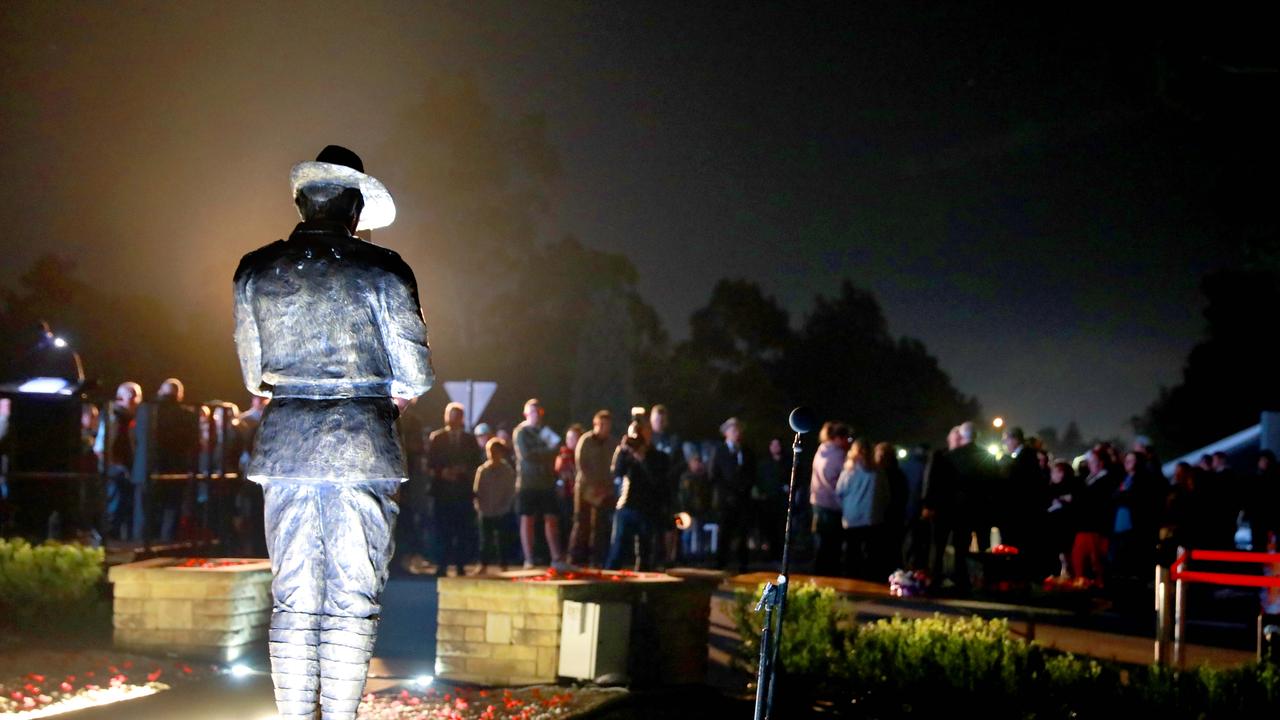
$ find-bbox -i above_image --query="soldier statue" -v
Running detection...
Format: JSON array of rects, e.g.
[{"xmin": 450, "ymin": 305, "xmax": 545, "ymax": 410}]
[{"xmin": 233, "ymin": 145, "xmax": 432, "ymax": 720}]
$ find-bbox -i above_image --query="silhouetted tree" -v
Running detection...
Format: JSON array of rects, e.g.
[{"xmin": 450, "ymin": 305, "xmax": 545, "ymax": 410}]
[
  {"xmin": 1136, "ymin": 267, "xmax": 1280, "ymax": 456},
  {"xmin": 639, "ymin": 279, "xmax": 793, "ymax": 440},
  {"xmin": 790, "ymin": 280, "xmax": 979, "ymax": 444}
]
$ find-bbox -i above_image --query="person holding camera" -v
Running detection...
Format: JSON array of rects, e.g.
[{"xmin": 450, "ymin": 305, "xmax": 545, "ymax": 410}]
[{"xmin": 605, "ymin": 410, "xmax": 669, "ymax": 571}]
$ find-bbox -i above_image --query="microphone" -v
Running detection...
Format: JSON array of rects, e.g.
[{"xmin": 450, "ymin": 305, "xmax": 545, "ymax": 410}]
[{"xmin": 788, "ymin": 406, "xmax": 816, "ymax": 434}]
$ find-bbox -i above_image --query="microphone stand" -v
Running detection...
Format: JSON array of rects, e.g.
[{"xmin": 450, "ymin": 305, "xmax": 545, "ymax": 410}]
[{"xmin": 753, "ymin": 428, "xmax": 804, "ymax": 720}]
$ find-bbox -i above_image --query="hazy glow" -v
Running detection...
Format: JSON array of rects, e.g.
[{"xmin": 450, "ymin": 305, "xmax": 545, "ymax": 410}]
[
  {"xmin": 987, "ymin": 444, "xmax": 1000, "ymax": 457},
  {"xmin": 896, "ymin": 448, "xmax": 907, "ymax": 460},
  {"xmin": 414, "ymin": 675, "xmax": 434, "ymax": 688},
  {"xmin": 229, "ymin": 663, "xmax": 255, "ymax": 678},
  {"xmin": 992, "ymin": 417, "xmax": 1004, "ymax": 429}
]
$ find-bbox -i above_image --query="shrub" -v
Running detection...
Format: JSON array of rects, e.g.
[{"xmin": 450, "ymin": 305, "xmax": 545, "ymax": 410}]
[
  {"xmin": 729, "ymin": 580, "xmax": 853, "ymax": 678},
  {"xmin": 0, "ymin": 538, "xmax": 105, "ymax": 623},
  {"xmin": 731, "ymin": 582, "xmax": 1280, "ymax": 717}
]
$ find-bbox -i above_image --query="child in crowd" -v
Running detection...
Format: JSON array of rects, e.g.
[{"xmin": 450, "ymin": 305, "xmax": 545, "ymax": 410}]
[{"xmin": 474, "ymin": 438, "xmax": 517, "ymax": 572}]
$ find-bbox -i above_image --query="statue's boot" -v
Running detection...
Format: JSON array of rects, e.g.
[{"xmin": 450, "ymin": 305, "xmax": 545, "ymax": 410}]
[
  {"xmin": 318, "ymin": 615, "xmax": 378, "ymax": 720},
  {"xmin": 269, "ymin": 610, "xmax": 321, "ymax": 719}
]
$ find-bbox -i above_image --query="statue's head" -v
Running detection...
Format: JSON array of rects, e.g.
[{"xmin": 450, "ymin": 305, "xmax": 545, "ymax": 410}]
[
  {"xmin": 295, "ymin": 183, "xmax": 365, "ymax": 233},
  {"xmin": 290, "ymin": 145, "xmax": 395, "ymax": 233}
]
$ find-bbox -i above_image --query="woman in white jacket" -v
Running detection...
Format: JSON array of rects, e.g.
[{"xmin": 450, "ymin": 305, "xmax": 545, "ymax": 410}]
[{"xmin": 836, "ymin": 439, "xmax": 888, "ymax": 579}]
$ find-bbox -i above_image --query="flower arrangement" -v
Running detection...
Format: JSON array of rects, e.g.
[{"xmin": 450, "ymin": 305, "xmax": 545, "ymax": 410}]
[
  {"xmin": 354, "ymin": 685, "xmax": 621, "ymax": 719},
  {"xmin": 172, "ymin": 558, "xmax": 260, "ymax": 569},
  {"xmin": 509, "ymin": 567, "xmax": 664, "ymax": 583},
  {"xmin": 888, "ymin": 569, "xmax": 930, "ymax": 597}
]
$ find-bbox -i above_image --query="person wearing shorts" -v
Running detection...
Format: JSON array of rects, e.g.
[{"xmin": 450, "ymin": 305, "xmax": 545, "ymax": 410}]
[{"xmin": 513, "ymin": 398, "xmax": 565, "ymax": 568}]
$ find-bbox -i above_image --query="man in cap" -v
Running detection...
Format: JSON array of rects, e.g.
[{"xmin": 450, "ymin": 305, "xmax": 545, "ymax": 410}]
[
  {"xmin": 710, "ymin": 417, "xmax": 755, "ymax": 573},
  {"xmin": 233, "ymin": 145, "xmax": 432, "ymax": 720}
]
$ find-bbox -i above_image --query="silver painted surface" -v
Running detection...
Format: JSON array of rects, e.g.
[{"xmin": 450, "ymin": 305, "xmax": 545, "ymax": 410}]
[
  {"xmin": 234, "ymin": 217, "xmax": 430, "ymax": 719},
  {"xmin": 233, "ymin": 220, "xmax": 433, "ymax": 482}
]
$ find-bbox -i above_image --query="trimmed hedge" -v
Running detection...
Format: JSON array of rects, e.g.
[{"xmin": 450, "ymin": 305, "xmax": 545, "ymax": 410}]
[
  {"xmin": 0, "ymin": 538, "xmax": 105, "ymax": 626},
  {"xmin": 731, "ymin": 582, "xmax": 1280, "ymax": 718}
]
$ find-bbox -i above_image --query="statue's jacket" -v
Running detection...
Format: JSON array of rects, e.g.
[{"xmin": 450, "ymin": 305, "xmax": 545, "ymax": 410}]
[{"xmin": 233, "ymin": 220, "xmax": 433, "ymax": 483}]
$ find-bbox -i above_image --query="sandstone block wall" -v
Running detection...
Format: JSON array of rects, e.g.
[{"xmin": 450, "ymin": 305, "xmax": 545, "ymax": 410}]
[
  {"xmin": 108, "ymin": 558, "xmax": 272, "ymax": 662},
  {"xmin": 436, "ymin": 571, "xmax": 719, "ymax": 687}
]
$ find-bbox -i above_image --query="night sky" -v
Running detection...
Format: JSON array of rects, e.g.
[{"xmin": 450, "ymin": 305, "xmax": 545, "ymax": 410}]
[{"xmin": 1, "ymin": 2, "xmax": 1273, "ymax": 441}]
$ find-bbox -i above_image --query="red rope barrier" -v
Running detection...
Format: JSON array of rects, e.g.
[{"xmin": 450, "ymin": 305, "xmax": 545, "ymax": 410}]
[
  {"xmin": 1188, "ymin": 549, "xmax": 1280, "ymax": 564},
  {"xmin": 1171, "ymin": 570, "xmax": 1280, "ymax": 589}
]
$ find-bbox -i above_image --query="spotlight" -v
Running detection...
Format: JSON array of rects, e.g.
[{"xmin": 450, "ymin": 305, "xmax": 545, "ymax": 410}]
[
  {"xmin": 414, "ymin": 674, "xmax": 434, "ymax": 688},
  {"xmin": 230, "ymin": 663, "xmax": 255, "ymax": 678},
  {"xmin": 992, "ymin": 417, "xmax": 1004, "ymax": 429},
  {"xmin": 896, "ymin": 448, "xmax": 907, "ymax": 460},
  {"xmin": 53, "ymin": 337, "xmax": 68, "ymax": 348}
]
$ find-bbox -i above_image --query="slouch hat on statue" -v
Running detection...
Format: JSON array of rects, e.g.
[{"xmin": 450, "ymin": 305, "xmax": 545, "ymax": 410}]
[{"xmin": 290, "ymin": 144, "xmax": 396, "ymax": 231}]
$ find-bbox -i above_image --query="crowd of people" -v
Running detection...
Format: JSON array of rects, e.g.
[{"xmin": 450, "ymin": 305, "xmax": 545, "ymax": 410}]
[
  {"xmin": 1, "ymin": 376, "xmax": 271, "ymax": 553},
  {"xmin": 397, "ymin": 399, "xmax": 790, "ymax": 576},
  {"xmin": 10, "ymin": 376, "xmax": 1279, "ymax": 598},
  {"xmin": 811, "ymin": 419, "xmax": 1280, "ymax": 595}
]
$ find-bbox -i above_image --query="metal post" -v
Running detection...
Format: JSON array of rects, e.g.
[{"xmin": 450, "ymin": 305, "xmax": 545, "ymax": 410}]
[
  {"xmin": 1173, "ymin": 547, "xmax": 1187, "ymax": 668},
  {"xmin": 1155, "ymin": 565, "xmax": 1173, "ymax": 666},
  {"xmin": 466, "ymin": 379, "xmax": 474, "ymax": 432},
  {"xmin": 1259, "ymin": 613, "xmax": 1266, "ymax": 664},
  {"xmin": 761, "ymin": 431, "xmax": 804, "ymax": 719},
  {"xmin": 752, "ymin": 582, "xmax": 777, "ymax": 720}
]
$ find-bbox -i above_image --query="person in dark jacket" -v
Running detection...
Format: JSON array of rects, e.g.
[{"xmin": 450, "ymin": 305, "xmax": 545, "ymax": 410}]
[
  {"xmin": 1071, "ymin": 450, "xmax": 1116, "ymax": 583},
  {"xmin": 753, "ymin": 437, "xmax": 789, "ymax": 560},
  {"xmin": 150, "ymin": 378, "xmax": 200, "ymax": 542},
  {"xmin": 999, "ymin": 427, "xmax": 1044, "ymax": 563},
  {"xmin": 1159, "ymin": 462, "xmax": 1202, "ymax": 564},
  {"xmin": 233, "ymin": 145, "xmax": 432, "ymax": 720},
  {"xmin": 946, "ymin": 422, "xmax": 997, "ymax": 591},
  {"xmin": 606, "ymin": 415, "xmax": 669, "ymax": 570},
  {"xmin": 96, "ymin": 381, "xmax": 142, "ymax": 541},
  {"xmin": 649, "ymin": 404, "xmax": 684, "ymax": 565},
  {"xmin": 428, "ymin": 402, "xmax": 483, "ymax": 577},
  {"xmin": 873, "ymin": 442, "xmax": 908, "ymax": 578},
  {"xmin": 1109, "ymin": 451, "xmax": 1162, "ymax": 586},
  {"xmin": 1247, "ymin": 451, "xmax": 1280, "ymax": 553},
  {"xmin": 677, "ymin": 445, "xmax": 713, "ymax": 560},
  {"xmin": 920, "ymin": 428, "xmax": 961, "ymax": 583},
  {"xmin": 710, "ymin": 417, "xmax": 756, "ymax": 573},
  {"xmin": 1043, "ymin": 459, "xmax": 1079, "ymax": 578}
]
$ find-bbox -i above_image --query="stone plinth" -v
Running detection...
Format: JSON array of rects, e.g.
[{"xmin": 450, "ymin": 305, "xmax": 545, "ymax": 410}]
[
  {"xmin": 436, "ymin": 569, "xmax": 720, "ymax": 687},
  {"xmin": 108, "ymin": 558, "xmax": 272, "ymax": 662}
]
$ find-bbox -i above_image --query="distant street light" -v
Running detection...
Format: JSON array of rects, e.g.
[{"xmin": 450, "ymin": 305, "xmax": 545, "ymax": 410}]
[{"xmin": 992, "ymin": 417, "xmax": 1005, "ymax": 429}]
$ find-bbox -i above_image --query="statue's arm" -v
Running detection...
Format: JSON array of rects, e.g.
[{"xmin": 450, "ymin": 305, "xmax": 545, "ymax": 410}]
[
  {"xmin": 232, "ymin": 270, "xmax": 270, "ymax": 398},
  {"xmin": 377, "ymin": 261, "xmax": 434, "ymax": 401}
]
